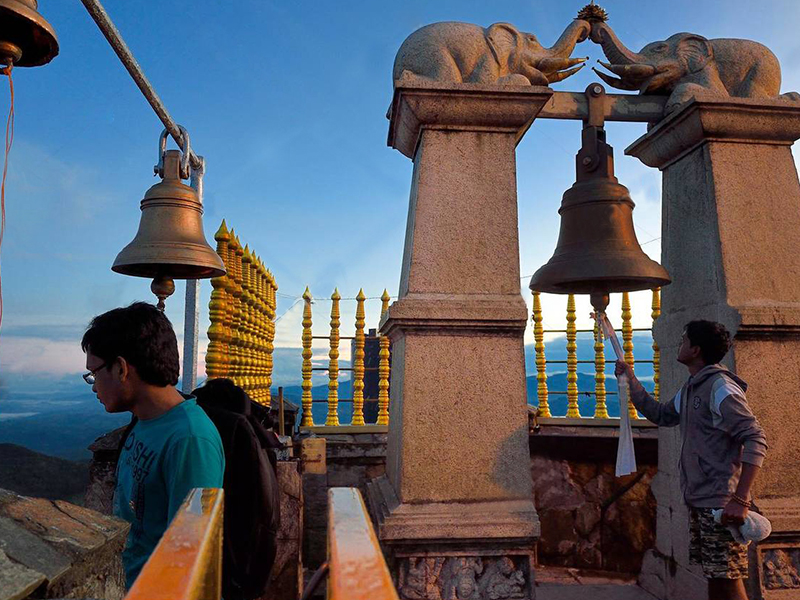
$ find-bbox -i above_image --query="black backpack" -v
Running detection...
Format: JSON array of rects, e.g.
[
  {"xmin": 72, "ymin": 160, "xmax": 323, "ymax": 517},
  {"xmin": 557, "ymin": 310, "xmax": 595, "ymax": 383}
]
[{"xmin": 193, "ymin": 380, "xmax": 283, "ymax": 600}]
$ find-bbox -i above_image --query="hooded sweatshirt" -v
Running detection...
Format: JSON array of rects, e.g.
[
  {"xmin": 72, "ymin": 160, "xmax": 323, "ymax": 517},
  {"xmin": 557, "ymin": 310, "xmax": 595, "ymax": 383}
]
[{"xmin": 629, "ymin": 364, "xmax": 767, "ymax": 508}]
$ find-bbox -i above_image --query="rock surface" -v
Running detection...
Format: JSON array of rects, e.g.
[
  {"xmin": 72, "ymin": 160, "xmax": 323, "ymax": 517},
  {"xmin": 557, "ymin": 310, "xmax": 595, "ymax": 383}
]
[{"xmin": 0, "ymin": 488, "xmax": 128, "ymax": 600}]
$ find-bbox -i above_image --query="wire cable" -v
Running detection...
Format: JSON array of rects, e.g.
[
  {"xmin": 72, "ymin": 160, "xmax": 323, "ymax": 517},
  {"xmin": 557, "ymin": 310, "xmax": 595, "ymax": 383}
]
[{"xmin": 0, "ymin": 62, "xmax": 15, "ymax": 335}]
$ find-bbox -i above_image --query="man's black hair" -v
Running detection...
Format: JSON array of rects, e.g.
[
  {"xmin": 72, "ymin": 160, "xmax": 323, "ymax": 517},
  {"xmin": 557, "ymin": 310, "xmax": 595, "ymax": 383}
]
[
  {"xmin": 81, "ymin": 302, "xmax": 180, "ymax": 387},
  {"xmin": 684, "ymin": 320, "xmax": 731, "ymax": 365}
]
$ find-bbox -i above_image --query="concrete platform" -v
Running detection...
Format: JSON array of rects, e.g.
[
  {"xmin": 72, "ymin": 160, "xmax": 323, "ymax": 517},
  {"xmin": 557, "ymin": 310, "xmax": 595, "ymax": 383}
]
[{"xmin": 535, "ymin": 567, "xmax": 657, "ymax": 600}]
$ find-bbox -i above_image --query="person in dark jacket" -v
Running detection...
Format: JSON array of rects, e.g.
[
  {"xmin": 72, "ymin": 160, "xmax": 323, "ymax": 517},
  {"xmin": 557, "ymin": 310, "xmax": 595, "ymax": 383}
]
[
  {"xmin": 616, "ymin": 320, "xmax": 766, "ymax": 600},
  {"xmin": 192, "ymin": 378, "xmax": 282, "ymax": 600}
]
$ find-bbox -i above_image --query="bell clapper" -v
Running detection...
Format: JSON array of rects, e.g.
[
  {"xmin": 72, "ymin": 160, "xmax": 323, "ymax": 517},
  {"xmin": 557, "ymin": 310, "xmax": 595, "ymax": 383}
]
[
  {"xmin": 151, "ymin": 276, "xmax": 175, "ymax": 311},
  {"xmin": 0, "ymin": 42, "xmax": 22, "ymax": 68}
]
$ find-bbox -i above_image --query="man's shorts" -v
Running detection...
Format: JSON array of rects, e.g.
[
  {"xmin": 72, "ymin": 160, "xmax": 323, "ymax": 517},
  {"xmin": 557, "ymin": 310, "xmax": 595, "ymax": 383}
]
[{"xmin": 689, "ymin": 507, "xmax": 749, "ymax": 579}]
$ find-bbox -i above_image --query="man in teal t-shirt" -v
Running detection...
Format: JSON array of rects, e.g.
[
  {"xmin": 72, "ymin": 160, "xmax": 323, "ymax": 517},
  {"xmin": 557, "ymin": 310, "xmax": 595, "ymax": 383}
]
[{"xmin": 82, "ymin": 302, "xmax": 224, "ymax": 589}]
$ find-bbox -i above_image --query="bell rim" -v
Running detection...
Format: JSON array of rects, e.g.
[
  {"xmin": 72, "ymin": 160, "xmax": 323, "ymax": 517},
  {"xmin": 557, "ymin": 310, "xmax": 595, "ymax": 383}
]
[
  {"xmin": 0, "ymin": 0, "xmax": 58, "ymax": 67},
  {"xmin": 111, "ymin": 262, "xmax": 226, "ymax": 280}
]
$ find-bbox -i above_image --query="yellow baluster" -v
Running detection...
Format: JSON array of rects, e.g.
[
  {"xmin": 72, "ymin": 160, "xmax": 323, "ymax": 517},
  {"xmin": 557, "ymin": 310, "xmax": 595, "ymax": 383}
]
[
  {"xmin": 266, "ymin": 267, "xmax": 276, "ymax": 405},
  {"xmin": 377, "ymin": 289, "xmax": 391, "ymax": 426},
  {"xmin": 227, "ymin": 232, "xmax": 241, "ymax": 386},
  {"xmin": 351, "ymin": 289, "xmax": 366, "ymax": 426},
  {"xmin": 622, "ymin": 291, "xmax": 637, "ymax": 419},
  {"xmin": 652, "ymin": 288, "xmax": 661, "ymax": 402},
  {"xmin": 234, "ymin": 235, "xmax": 245, "ymax": 388},
  {"xmin": 252, "ymin": 254, "xmax": 264, "ymax": 403},
  {"xmin": 242, "ymin": 245, "xmax": 254, "ymax": 396},
  {"xmin": 566, "ymin": 294, "xmax": 580, "ymax": 417},
  {"xmin": 326, "ymin": 289, "xmax": 341, "ymax": 426},
  {"xmin": 593, "ymin": 317, "xmax": 609, "ymax": 418},
  {"xmin": 301, "ymin": 288, "xmax": 314, "ymax": 426},
  {"xmin": 532, "ymin": 291, "xmax": 550, "ymax": 418},
  {"xmin": 206, "ymin": 220, "xmax": 229, "ymax": 380}
]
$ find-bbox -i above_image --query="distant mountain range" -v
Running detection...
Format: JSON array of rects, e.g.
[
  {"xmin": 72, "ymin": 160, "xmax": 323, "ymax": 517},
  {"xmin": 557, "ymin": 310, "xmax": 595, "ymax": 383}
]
[
  {"xmin": 0, "ymin": 443, "xmax": 88, "ymax": 504},
  {"xmin": 0, "ymin": 333, "xmax": 659, "ymax": 459}
]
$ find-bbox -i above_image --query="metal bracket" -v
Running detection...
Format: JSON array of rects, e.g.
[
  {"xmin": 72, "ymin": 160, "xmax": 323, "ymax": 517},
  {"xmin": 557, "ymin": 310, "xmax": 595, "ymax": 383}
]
[{"xmin": 538, "ymin": 90, "xmax": 666, "ymax": 123}]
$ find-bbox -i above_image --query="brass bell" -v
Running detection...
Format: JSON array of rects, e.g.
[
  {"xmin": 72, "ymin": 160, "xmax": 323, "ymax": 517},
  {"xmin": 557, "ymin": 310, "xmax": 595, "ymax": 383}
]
[
  {"xmin": 0, "ymin": 0, "xmax": 58, "ymax": 66},
  {"xmin": 113, "ymin": 149, "xmax": 225, "ymax": 308},
  {"xmin": 529, "ymin": 124, "xmax": 670, "ymax": 312}
]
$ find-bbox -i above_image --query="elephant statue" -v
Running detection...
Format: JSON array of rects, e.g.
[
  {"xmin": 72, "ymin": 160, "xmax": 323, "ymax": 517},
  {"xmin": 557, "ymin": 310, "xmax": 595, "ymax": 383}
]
[
  {"xmin": 393, "ymin": 19, "xmax": 591, "ymax": 86},
  {"xmin": 590, "ymin": 21, "xmax": 800, "ymax": 113}
]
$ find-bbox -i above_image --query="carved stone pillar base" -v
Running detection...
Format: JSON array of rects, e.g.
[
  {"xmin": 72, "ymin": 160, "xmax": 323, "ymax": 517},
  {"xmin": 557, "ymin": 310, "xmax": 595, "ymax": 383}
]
[{"xmin": 628, "ymin": 97, "xmax": 800, "ymax": 600}]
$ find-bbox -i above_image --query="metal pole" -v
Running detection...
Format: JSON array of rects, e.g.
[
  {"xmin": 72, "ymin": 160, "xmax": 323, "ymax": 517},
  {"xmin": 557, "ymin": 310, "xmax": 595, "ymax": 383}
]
[
  {"xmin": 278, "ymin": 387, "xmax": 285, "ymax": 436},
  {"xmin": 182, "ymin": 157, "xmax": 205, "ymax": 393},
  {"xmin": 79, "ymin": 0, "xmax": 208, "ymax": 391},
  {"xmin": 78, "ymin": 0, "xmax": 201, "ymax": 170}
]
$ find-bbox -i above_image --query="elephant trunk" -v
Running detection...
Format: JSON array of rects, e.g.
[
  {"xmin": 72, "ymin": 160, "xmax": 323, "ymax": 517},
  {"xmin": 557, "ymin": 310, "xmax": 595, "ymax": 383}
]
[
  {"xmin": 591, "ymin": 22, "xmax": 646, "ymax": 66},
  {"xmin": 546, "ymin": 19, "xmax": 591, "ymax": 57}
]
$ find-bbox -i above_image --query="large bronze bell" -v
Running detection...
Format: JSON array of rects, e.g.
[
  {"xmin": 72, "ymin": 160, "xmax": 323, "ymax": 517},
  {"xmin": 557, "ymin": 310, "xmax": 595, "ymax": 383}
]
[
  {"xmin": 113, "ymin": 149, "xmax": 225, "ymax": 307},
  {"xmin": 0, "ymin": 0, "xmax": 58, "ymax": 66},
  {"xmin": 529, "ymin": 123, "xmax": 670, "ymax": 311}
]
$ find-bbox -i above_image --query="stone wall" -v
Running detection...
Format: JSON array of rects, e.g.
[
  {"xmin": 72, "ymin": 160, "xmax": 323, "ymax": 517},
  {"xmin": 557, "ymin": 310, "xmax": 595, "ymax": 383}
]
[
  {"xmin": 529, "ymin": 426, "xmax": 658, "ymax": 574},
  {"xmin": 0, "ymin": 488, "xmax": 129, "ymax": 600},
  {"xmin": 302, "ymin": 432, "xmax": 388, "ymax": 569},
  {"xmin": 300, "ymin": 427, "xmax": 658, "ymax": 575}
]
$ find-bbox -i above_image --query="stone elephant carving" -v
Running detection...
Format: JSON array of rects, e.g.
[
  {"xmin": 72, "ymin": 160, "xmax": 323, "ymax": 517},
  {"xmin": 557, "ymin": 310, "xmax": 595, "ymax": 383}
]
[
  {"xmin": 590, "ymin": 21, "xmax": 800, "ymax": 113},
  {"xmin": 393, "ymin": 20, "xmax": 591, "ymax": 86}
]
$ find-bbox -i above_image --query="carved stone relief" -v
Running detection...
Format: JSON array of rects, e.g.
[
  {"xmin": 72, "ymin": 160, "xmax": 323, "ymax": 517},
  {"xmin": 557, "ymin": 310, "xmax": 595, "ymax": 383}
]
[
  {"xmin": 762, "ymin": 548, "xmax": 800, "ymax": 590},
  {"xmin": 397, "ymin": 556, "xmax": 529, "ymax": 600}
]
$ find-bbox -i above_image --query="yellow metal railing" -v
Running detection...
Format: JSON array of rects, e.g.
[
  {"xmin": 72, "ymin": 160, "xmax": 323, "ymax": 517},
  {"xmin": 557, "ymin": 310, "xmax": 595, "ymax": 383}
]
[
  {"xmin": 531, "ymin": 288, "xmax": 661, "ymax": 419},
  {"xmin": 300, "ymin": 288, "xmax": 392, "ymax": 428},
  {"xmin": 205, "ymin": 220, "xmax": 276, "ymax": 404},
  {"xmin": 124, "ymin": 488, "xmax": 224, "ymax": 600},
  {"xmin": 327, "ymin": 488, "xmax": 400, "ymax": 600}
]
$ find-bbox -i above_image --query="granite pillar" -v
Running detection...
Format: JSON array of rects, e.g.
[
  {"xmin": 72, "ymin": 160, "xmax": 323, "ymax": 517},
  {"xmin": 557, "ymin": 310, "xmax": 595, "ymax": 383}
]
[
  {"xmin": 627, "ymin": 98, "xmax": 800, "ymax": 600},
  {"xmin": 367, "ymin": 82, "xmax": 550, "ymax": 600}
]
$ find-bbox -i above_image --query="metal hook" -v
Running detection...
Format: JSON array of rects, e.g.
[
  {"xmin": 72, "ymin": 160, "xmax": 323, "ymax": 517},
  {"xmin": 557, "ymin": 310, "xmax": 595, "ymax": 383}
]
[
  {"xmin": 178, "ymin": 126, "xmax": 191, "ymax": 180},
  {"xmin": 154, "ymin": 125, "xmax": 191, "ymax": 179}
]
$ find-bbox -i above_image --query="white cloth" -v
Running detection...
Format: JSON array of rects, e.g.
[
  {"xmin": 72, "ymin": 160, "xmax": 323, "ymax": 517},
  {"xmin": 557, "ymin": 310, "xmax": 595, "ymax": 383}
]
[
  {"xmin": 712, "ymin": 508, "xmax": 772, "ymax": 544},
  {"xmin": 600, "ymin": 315, "xmax": 637, "ymax": 477}
]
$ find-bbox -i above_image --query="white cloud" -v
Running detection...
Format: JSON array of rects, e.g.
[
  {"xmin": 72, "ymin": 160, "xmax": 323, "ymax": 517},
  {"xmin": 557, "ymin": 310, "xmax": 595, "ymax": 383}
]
[{"xmin": 0, "ymin": 336, "xmax": 87, "ymax": 375}]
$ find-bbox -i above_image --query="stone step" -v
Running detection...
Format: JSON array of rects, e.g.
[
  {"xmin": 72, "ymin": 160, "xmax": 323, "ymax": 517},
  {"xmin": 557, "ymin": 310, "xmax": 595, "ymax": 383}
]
[{"xmin": 536, "ymin": 583, "xmax": 657, "ymax": 600}]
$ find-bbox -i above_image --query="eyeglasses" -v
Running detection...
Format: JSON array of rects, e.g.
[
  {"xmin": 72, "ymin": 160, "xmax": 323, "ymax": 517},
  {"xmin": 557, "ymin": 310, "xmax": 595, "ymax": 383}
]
[{"xmin": 83, "ymin": 362, "xmax": 107, "ymax": 385}]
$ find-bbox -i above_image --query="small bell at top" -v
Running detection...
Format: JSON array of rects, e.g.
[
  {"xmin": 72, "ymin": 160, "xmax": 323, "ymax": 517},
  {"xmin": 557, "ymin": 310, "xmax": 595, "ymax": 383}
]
[
  {"xmin": 112, "ymin": 149, "xmax": 225, "ymax": 309},
  {"xmin": 0, "ymin": 0, "xmax": 58, "ymax": 67},
  {"xmin": 529, "ymin": 122, "xmax": 670, "ymax": 312}
]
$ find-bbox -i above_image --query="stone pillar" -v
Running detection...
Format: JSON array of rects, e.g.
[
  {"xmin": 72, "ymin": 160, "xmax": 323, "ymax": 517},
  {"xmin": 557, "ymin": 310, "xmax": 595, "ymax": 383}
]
[
  {"xmin": 367, "ymin": 82, "xmax": 551, "ymax": 600},
  {"xmin": 627, "ymin": 98, "xmax": 800, "ymax": 600}
]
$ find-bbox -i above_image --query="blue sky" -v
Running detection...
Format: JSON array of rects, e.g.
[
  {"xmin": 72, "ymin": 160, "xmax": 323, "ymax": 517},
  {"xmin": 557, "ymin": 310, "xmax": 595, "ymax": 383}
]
[{"xmin": 2, "ymin": 0, "xmax": 800, "ymax": 386}]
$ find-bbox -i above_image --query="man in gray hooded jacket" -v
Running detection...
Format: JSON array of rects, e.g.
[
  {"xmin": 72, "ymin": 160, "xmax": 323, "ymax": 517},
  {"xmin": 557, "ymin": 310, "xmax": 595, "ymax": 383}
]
[{"xmin": 616, "ymin": 320, "xmax": 766, "ymax": 600}]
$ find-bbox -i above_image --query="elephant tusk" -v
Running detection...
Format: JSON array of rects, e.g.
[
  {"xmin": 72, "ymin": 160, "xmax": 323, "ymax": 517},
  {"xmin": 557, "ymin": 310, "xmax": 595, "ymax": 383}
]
[
  {"xmin": 592, "ymin": 67, "xmax": 640, "ymax": 91},
  {"xmin": 598, "ymin": 60, "xmax": 656, "ymax": 80},
  {"xmin": 547, "ymin": 64, "xmax": 585, "ymax": 83},
  {"xmin": 538, "ymin": 56, "xmax": 588, "ymax": 73}
]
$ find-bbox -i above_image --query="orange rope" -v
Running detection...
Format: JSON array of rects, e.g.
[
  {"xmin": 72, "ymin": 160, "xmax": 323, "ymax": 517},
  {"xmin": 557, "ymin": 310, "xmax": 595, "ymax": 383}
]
[{"xmin": 0, "ymin": 62, "xmax": 14, "ymax": 334}]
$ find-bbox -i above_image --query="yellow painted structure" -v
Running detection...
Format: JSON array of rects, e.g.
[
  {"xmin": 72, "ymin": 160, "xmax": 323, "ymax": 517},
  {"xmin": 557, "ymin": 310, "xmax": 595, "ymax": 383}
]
[
  {"xmin": 327, "ymin": 488, "xmax": 400, "ymax": 600},
  {"xmin": 652, "ymin": 288, "xmax": 661, "ymax": 401},
  {"xmin": 351, "ymin": 289, "xmax": 367, "ymax": 426},
  {"xmin": 326, "ymin": 289, "xmax": 342, "ymax": 426},
  {"xmin": 621, "ymin": 292, "xmax": 638, "ymax": 419},
  {"xmin": 301, "ymin": 288, "xmax": 314, "ymax": 426},
  {"xmin": 125, "ymin": 488, "xmax": 224, "ymax": 600},
  {"xmin": 377, "ymin": 289, "xmax": 391, "ymax": 426},
  {"xmin": 531, "ymin": 289, "xmax": 660, "ymax": 421},
  {"xmin": 593, "ymin": 318, "xmax": 609, "ymax": 418},
  {"xmin": 298, "ymin": 287, "xmax": 392, "ymax": 428},
  {"xmin": 532, "ymin": 292, "xmax": 550, "ymax": 417},
  {"xmin": 205, "ymin": 221, "xmax": 276, "ymax": 403},
  {"xmin": 565, "ymin": 294, "xmax": 580, "ymax": 417}
]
